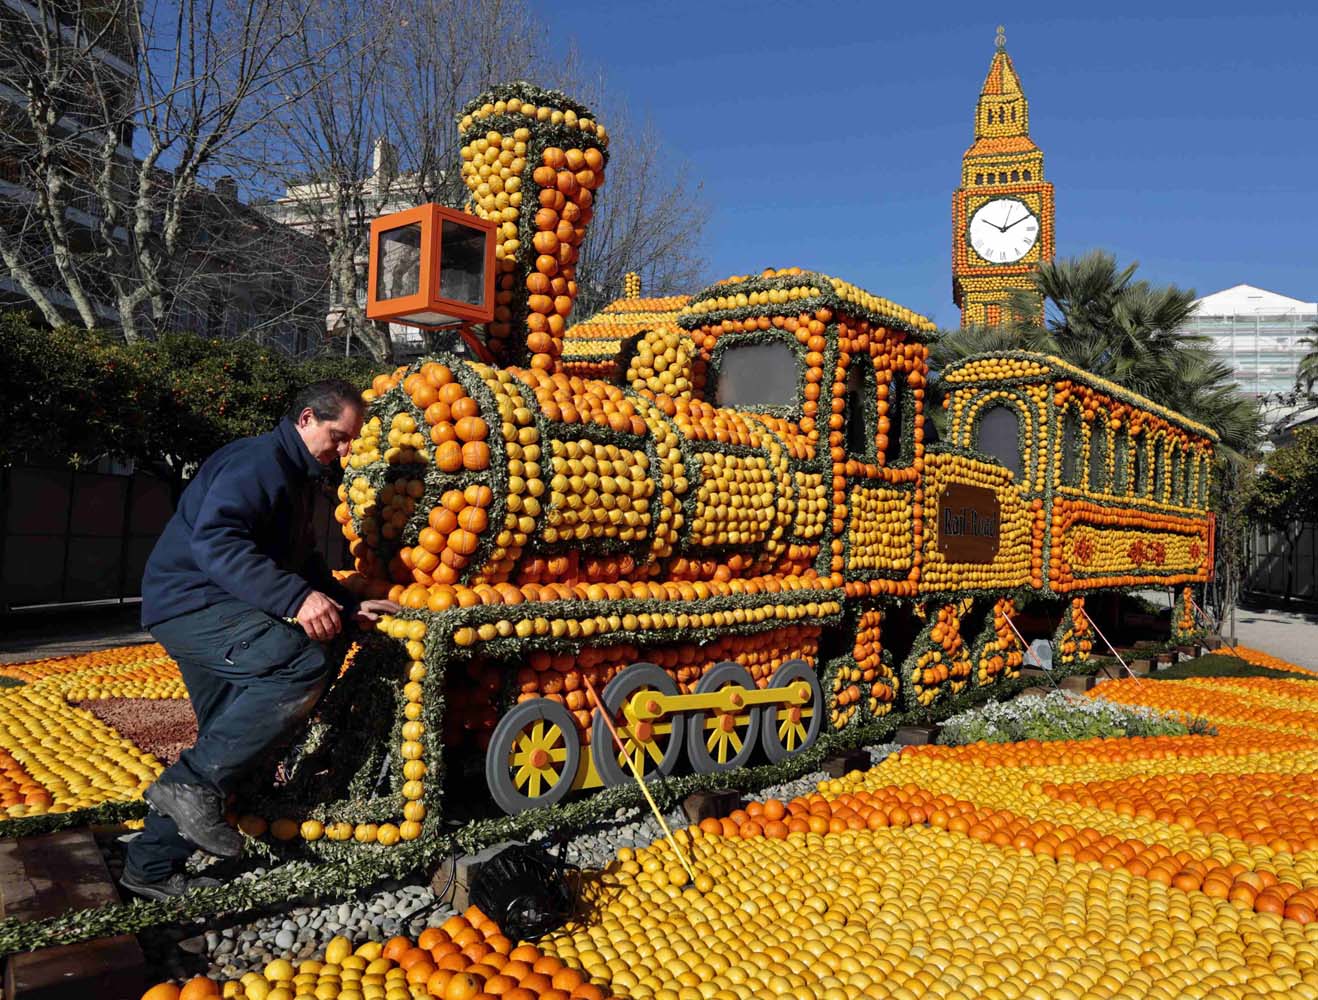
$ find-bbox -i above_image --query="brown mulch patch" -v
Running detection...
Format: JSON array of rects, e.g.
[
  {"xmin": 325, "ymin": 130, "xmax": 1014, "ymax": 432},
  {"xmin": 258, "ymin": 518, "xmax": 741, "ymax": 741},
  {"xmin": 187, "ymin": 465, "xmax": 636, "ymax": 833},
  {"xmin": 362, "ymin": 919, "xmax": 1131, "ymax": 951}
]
[{"xmin": 75, "ymin": 698, "xmax": 197, "ymax": 765}]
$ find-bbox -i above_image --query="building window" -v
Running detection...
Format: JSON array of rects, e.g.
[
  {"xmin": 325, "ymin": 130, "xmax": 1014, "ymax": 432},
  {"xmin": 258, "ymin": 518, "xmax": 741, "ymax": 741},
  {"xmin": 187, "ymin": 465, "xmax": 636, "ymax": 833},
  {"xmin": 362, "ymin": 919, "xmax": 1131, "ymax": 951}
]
[
  {"xmin": 975, "ymin": 172, "xmax": 983, "ymax": 185},
  {"xmin": 986, "ymin": 173, "xmax": 994, "ymax": 185},
  {"xmin": 1022, "ymin": 169, "xmax": 1032, "ymax": 181},
  {"xmin": 1010, "ymin": 170, "xmax": 1019, "ymax": 182},
  {"xmin": 999, "ymin": 172, "xmax": 1008, "ymax": 184},
  {"xmin": 1011, "ymin": 106, "xmax": 1017, "ymax": 121}
]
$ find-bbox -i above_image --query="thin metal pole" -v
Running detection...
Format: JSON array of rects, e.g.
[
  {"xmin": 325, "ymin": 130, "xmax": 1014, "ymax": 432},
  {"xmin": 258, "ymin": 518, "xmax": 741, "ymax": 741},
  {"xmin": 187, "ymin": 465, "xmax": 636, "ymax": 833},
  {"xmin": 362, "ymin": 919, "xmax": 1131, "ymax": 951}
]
[
  {"xmin": 1001, "ymin": 613, "xmax": 1061, "ymax": 691},
  {"xmin": 580, "ymin": 673, "xmax": 699, "ymax": 885},
  {"xmin": 1084, "ymin": 613, "xmax": 1143, "ymax": 687}
]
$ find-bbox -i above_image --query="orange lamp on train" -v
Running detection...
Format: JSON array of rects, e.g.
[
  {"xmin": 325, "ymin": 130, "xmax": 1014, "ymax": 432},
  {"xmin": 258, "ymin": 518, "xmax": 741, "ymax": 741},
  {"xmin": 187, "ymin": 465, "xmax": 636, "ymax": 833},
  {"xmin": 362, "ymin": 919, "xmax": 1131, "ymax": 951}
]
[{"xmin": 366, "ymin": 204, "xmax": 496, "ymax": 327}]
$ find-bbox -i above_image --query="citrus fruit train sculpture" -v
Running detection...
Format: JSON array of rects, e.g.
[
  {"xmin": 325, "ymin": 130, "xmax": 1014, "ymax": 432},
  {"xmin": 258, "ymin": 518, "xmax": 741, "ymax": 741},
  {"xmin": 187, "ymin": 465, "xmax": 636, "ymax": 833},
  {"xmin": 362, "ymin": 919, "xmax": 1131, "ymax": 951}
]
[{"xmin": 242, "ymin": 83, "xmax": 1216, "ymax": 849}]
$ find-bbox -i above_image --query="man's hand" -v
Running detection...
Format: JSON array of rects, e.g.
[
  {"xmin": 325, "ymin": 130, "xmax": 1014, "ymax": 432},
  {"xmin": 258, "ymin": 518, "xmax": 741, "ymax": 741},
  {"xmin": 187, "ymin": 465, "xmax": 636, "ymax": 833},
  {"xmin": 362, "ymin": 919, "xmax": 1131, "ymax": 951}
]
[
  {"xmin": 353, "ymin": 598, "xmax": 402, "ymax": 627},
  {"xmin": 296, "ymin": 590, "xmax": 343, "ymax": 642}
]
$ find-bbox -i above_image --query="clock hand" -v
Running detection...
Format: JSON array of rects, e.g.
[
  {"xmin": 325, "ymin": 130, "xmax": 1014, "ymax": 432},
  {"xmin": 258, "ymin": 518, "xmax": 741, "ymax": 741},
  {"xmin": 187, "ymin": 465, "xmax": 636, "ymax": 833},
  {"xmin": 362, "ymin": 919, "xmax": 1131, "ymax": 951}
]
[
  {"xmin": 997, "ymin": 204, "xmax": 1015, "ymax": 232},
  {"xmin": 1002, "ymin": 213, "xmax": 1033, "ymax": 231}
]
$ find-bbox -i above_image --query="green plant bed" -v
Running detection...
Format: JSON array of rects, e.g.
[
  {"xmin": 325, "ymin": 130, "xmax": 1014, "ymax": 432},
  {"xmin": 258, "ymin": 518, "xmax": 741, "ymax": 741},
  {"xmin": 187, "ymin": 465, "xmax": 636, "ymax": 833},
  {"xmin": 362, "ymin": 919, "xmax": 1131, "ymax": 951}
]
[
  {"xmin": 1148, "ymin": 652, "xmax": 1317, "ymax": 682},
  {"xmin": 937, "ymin": 689, "xmax": 1214, "ymax": 746}
]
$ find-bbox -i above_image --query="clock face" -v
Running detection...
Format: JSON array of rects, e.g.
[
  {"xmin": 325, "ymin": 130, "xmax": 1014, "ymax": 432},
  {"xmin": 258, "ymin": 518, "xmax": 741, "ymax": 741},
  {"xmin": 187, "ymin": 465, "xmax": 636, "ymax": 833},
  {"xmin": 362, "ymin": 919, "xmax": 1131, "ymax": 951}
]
[{"xmin": 968, "ymin": 198, "xmax": 1039, "ymax": 263}]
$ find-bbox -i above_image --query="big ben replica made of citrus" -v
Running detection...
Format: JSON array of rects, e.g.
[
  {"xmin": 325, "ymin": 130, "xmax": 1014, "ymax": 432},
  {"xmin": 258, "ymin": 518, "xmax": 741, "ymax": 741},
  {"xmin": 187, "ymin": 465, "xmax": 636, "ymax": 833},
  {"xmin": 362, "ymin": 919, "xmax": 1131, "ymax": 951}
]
[{"xmin": 952, "ymin": 27, "xmax": 1055, "ymax": 327}]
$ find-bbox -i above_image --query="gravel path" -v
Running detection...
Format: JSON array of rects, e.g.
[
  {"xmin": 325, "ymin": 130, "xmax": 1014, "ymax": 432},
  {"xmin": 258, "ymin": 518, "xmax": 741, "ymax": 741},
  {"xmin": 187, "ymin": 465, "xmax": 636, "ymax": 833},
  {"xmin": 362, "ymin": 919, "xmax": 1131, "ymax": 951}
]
[{"xmin": 127, "ymin": 742, "xmax": 903, "ymax": 983}]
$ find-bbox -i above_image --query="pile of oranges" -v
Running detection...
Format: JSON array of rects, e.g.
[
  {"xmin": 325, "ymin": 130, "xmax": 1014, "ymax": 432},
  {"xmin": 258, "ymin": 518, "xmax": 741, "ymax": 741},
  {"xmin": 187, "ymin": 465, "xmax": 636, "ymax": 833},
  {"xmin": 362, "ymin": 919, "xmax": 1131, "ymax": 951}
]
[{"xmin": 141, "ymin": 907, "xmax": 620, "ymax": 1000}]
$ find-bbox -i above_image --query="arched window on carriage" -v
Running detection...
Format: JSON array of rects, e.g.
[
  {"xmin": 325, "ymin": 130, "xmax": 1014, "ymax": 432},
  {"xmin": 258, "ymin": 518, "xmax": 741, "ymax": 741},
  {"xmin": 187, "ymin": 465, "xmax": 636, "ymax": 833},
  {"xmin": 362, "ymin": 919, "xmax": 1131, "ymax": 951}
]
[
  {"xmin": 1112, "ymin": 427, "xmax": 1130, "ymax": 494},
  {"xmin": 1087, "ymin": 418, "xmax": 1110, "ymax": 493},
  {"xmin": 845, "ymin": 359, "xmax": 877, "ymax": 461},
  {"xmin": 1153, "ymin": 435, "xmax": 1168, "ymax": 502},
  {"xmin": 1198, "ymin": 456, "xmax": 1210, "ymax": 507},
  {"xmin": 1133, "ymin": 432, "xmax": 1149, "ymax": 497},
  {"xmin": 976, "ymin": 403, "xmax": 1022, "ymax": 479},
  {"xmin": 1185, "ymin": 452, "xmax": 1199, "ymax": 506},
  {"xmin": 1060, "ymin": 406, "xmax": 1082, "ymax": 487},
  {"xmin": 884, "ymin": 373, "xmax": 910, "ymax": 465}
]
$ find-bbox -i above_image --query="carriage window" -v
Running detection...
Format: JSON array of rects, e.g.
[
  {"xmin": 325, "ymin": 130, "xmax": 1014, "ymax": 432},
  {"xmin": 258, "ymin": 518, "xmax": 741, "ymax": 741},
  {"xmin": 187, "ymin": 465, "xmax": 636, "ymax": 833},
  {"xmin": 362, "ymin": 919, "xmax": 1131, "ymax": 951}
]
[
  {"xmin": 884, "ymin": 373, "xmax": 909, "ymax": 465},
  {"xmin": 1133, "ymin": 435, "xmax": 1149, "ymax": 496},
  {"xmin": 976, "ymin": 404, "xmax": 1022, "ymax": 479},
  {"xmin": 846, "ymin": 362, "xmax": 876, "ymax": 460},
  {"xmin": 1153, "ymin": 439, "xmax": 1167, "ymax": 501},
  {"xmin": 714, "ymin": 340, "xmax": 799, "ymax": 408},
  {"xmin": 1113, "ymin": 428, "xmax": 1130, "ymax": 493},
  {"xmin": 1198, "ymin": 459, "xmax": 1209, "ymax": 507},
  {"xmin": 1088, "ymin": 421, "xmax": 1109, "ymax": 492},
  {"xmin": 1060, "ymin": 407, "xmax": 1081, "ymax": 486}
]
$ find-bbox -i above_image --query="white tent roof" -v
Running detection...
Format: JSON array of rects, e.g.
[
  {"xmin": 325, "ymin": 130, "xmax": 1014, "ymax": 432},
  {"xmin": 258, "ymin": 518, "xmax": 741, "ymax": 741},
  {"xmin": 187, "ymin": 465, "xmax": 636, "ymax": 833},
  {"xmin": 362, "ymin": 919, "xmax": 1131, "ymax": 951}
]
[{"xmin": 1192, "ymin": 284, "xmax": 1316, "ymax": 317}]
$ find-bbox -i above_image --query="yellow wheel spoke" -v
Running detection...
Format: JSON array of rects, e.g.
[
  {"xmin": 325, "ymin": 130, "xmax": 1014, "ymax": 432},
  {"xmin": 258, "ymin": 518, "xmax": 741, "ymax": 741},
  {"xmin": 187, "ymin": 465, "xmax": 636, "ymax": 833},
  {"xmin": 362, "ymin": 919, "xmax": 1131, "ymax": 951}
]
[
  {"xmin": 531, "ymin": 720, "xmax": 545, "ymax": 743},
  {"xmin": 549, "ymin": 747, "xmax": 568, "ymax": 762},
  {"xmin": 644, "ymin": 738, "xmax": 666, "ymax": 766},
  {"xmin": 728, "ymin": 730, "xmax": 743, "ymax": 754},
  {"xmin": 527, "ymin": 769, "xmax": 542, "ymax": 798}
]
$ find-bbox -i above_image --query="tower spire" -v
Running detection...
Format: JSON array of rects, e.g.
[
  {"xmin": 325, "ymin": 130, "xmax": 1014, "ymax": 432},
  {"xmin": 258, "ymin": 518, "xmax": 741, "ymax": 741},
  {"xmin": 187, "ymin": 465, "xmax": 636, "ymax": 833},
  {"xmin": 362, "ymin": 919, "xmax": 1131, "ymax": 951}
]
[{"xmin": 995, "ymin": 24, "xmax": 1006, "ymax": 51}]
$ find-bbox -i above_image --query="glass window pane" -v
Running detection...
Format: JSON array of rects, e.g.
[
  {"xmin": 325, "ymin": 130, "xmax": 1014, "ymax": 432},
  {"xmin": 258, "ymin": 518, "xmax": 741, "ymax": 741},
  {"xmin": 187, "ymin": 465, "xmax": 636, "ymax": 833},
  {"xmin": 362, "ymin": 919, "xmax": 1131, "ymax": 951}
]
[
  {"xmin": 886, "ymin": 375, "xmax": 909, "ymax": 465},
  {"xmin": 1088, "ymin": 423, "xmax": 1108, "ymax": 492},
  {"xmin": 714, "ymin": 341, "xmax": 799, "ymax": 408},
  {"xmin": 846, "ymin": 364, "xmax": 874, "ymax": 459},
  {"xmin": 1113, "ymin": 430, "xmax": 1129, "ymax": 493},
  {"xmin": 375, "ymin": 223, "xmax": 422, "ymax": 300},
  {"xmin": 438, "ymin": 219, "xmax": 487, "ymax": 305},
  {"xmin": 976, "ymin": 405, "xmax": 1021, "ymax": 478},
  {"xmin": 1061, "ymin": 408, "xmax": 1080, "ymax": 486}
]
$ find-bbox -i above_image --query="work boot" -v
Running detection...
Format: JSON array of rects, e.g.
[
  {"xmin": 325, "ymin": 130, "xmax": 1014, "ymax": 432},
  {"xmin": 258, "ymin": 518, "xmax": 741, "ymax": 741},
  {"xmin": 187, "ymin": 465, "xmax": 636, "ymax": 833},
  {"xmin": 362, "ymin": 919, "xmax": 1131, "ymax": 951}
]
[
  {"xmin": 143, "ymin": 781, "xmax": 243, "ymax": 858},
  {"xmin": 120, "ymin": 869, "xmax": 224, "ymax": 901}
]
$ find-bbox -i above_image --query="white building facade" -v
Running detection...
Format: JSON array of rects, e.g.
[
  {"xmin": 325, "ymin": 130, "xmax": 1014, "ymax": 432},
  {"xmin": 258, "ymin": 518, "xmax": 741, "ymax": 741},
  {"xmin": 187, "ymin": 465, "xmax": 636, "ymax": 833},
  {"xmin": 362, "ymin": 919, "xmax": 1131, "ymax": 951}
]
[{"xmin": 1187, "ymin": 284, "xmax": 1318, "ymax": 399}]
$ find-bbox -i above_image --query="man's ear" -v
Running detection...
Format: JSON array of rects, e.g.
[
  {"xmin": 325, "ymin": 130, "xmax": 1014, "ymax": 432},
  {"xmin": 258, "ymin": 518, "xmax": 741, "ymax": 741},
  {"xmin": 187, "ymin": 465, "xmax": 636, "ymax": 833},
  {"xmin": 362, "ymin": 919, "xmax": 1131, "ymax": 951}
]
[{"xmin": 297, "ymin": 407, "xmax": 314, "ymax": 427}]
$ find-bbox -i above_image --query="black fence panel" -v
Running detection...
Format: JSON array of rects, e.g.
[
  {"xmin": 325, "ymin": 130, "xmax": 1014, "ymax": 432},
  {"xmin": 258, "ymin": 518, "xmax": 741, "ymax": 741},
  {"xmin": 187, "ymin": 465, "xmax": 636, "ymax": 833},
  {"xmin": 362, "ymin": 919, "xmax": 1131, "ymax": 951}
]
[{"xmin": 2, "ymin": 466, "xmax": 350, "ymax": 613}]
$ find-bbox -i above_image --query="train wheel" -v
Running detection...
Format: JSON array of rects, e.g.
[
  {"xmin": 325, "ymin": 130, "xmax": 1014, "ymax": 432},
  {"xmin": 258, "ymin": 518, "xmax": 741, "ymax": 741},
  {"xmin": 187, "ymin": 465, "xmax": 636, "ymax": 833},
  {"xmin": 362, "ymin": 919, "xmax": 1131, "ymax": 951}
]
[
  {"xmin": 591, "ymin": 663, "xmax": 686, "ymax": 787},
  {"xmin": 486, "ymin": 698, "xmax": 581, "ymax": 814},
  {"xmin": 760, "ymin": 659, "xmax": 823, "ymax": 763},
  {"xmin": 685, "ymin": 662, "xmax": 761, "ymax": 773}
]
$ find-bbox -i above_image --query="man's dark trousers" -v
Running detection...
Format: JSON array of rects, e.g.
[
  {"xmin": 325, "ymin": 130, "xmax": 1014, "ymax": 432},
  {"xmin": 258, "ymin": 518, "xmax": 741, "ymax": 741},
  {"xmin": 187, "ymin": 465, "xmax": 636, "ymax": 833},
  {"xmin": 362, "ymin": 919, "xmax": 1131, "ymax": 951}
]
[{"xmin": 124, "ymin": 598, "xmax": 332, "ymax": 882}]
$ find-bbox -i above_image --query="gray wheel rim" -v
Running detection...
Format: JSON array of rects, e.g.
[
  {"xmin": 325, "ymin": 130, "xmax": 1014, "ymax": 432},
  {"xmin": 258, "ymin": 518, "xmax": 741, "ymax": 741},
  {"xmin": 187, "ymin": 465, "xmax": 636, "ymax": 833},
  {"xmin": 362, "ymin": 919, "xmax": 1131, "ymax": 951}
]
[
  {"xmin": 591, "ymin": 662, "xmax": 685, "ymax": 787},
  {"xmin": 486, "ymin": 698, "xmax": 581, "ymax": 815},
  {"xmin": 760, "ymin": 658, "xmax": 823, "ymax": 763},
  {"xmin": 685, "ymin": 661, "xmax": 761, "ymax": 773}
]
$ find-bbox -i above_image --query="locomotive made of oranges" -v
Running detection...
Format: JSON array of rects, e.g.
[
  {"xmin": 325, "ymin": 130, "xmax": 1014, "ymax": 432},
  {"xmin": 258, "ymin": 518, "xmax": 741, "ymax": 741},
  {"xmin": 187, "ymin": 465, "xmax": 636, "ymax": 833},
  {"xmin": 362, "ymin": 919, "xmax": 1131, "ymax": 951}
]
[{"xmin": 323, "ymin": 83, "xmax": 1215, "ymax": 827}]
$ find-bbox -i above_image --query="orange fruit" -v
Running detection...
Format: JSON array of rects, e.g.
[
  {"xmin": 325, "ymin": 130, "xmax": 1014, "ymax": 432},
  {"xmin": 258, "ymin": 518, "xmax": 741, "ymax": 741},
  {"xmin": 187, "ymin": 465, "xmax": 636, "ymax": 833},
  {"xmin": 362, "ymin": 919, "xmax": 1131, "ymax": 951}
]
[
  {"xmin": 140, "ymin": 986, "xmax": 181, "ymax": 1000},
  {"xmin": 446, "ymin": 972, "xmax": 485, "ymax": 1000},
  {"xmin": 178, "ymin": 978, "xmax": 219, "ymax": 1000}
]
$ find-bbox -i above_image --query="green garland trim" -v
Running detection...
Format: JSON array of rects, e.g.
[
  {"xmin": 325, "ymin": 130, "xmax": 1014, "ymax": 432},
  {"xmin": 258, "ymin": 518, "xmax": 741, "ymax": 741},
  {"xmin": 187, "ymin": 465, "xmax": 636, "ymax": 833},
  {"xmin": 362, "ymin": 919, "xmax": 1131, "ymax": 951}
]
[
  {"xmin": 0, "ymin": 657, "xmax": 1096, "ymax": 956},
  {"xmin": 676, "ymin": 271, "xmax": 936, "ymax": 341}
]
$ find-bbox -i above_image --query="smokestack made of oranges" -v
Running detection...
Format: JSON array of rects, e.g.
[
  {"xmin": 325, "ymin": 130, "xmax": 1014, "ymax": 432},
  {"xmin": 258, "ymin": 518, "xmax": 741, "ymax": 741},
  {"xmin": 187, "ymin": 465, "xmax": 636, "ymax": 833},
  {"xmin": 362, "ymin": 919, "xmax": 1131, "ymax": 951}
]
[{"xmin": 458, "ymin": 84, "xmax": 607, "ymax": 371}]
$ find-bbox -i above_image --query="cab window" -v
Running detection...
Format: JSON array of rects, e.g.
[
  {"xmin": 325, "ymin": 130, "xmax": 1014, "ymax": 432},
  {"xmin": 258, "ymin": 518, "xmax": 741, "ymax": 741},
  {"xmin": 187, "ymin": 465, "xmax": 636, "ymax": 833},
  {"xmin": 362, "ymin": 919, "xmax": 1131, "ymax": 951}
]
[
  {"xmin": 846, "ymin": 361, "xmax": 876, "ymax": 460},
  {"xmin": 976, "ymin": 404, "xmax": 1022, "ymax": 479},
  {"xmin": 713, "ymin": 340, "xmax": 799, "ymax": 408},
  {"xmin": 884, "ymin": 373, "xmax": 910, "ymax": 465}
]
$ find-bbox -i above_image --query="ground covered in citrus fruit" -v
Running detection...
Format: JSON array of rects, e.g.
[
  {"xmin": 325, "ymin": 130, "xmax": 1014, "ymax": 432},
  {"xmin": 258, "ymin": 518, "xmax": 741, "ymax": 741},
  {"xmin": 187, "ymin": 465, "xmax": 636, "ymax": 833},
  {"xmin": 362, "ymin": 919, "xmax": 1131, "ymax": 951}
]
[{"xmin": 141, "ymin": 646, "xmax": 1318, "ymax": 1000}]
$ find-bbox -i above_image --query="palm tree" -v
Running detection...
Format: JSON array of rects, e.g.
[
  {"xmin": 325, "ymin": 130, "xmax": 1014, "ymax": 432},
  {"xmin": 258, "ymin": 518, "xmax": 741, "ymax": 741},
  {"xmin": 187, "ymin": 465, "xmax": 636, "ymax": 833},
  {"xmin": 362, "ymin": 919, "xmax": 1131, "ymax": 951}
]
[{"xmin": 1294, "ymin": 324, "xmax": 1318, "ymax": 394}]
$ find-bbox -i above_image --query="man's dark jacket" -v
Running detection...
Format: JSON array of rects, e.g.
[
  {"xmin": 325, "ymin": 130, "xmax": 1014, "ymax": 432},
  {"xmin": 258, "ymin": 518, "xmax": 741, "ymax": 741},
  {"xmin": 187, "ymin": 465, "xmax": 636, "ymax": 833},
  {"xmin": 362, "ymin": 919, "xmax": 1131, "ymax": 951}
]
[{"xmin": 141, "ymin": 418, "xmax": 358, "ymax": 629}]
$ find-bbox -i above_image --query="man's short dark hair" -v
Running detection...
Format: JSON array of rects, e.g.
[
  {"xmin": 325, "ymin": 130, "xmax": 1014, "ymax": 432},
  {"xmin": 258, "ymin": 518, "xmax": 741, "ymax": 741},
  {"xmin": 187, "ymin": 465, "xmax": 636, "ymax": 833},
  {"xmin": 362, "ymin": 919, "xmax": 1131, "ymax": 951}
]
[{"xmin": 286, "ymin": 379, "xmax": 364, "ymax": 423}]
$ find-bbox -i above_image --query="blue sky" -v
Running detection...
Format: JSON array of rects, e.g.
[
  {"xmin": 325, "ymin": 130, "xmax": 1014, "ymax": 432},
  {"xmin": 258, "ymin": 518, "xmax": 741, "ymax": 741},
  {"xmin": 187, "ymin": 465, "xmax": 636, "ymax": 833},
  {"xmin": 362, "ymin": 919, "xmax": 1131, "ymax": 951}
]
[{"xmin": 542, "ymin": 1, "xmax": 1316, "ymax": 327}]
